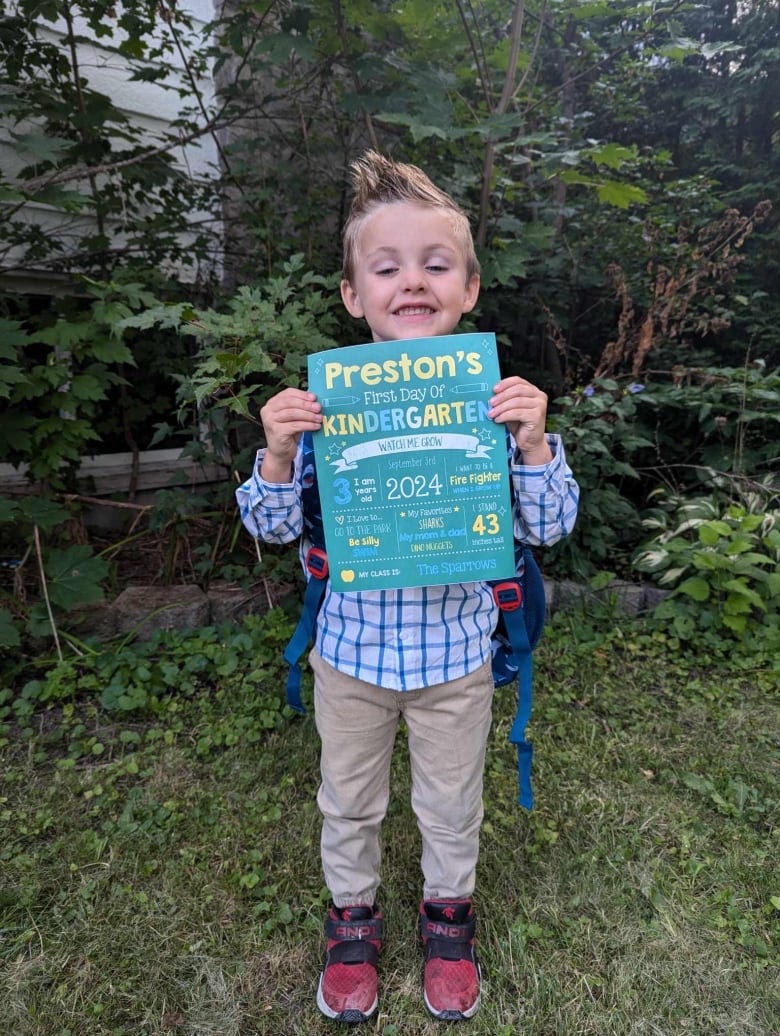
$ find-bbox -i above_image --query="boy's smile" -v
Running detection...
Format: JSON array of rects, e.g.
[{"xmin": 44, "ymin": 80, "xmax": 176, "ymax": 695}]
[{"xmin": 340, "ymin": 202, "xmax": 480, "ymax": 342}]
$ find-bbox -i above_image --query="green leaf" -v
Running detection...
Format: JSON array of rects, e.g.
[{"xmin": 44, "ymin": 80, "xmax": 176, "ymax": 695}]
[
  {"xmin": 479, "ymin": 240, "xmax": 530, "ymax": 285},
  {"xmin": 0, "ymin": 318, "xmax": 29, "ymax": 355},
  {"xmin": 117, "ymin": 303, "xmax": 191, "ymax": 332},
  {"xmin": 596, "ymin": 181, "xmax": 648, "ymax": 208},
  {"xmin": 588, "ymin": 143, "xmax": 638, "ymax": 170},
  {"xmin": 43, "ymin": 546, "xmax": 109, "ymax": 610},
  {"xmin": 0, "ymin": 185, "xmax": 26, "ymax": 203},
  {"xmin": 658, "ymin": 566, "xmax": 686, "ymax": 586},
  {"xmin": 18, "ymin": 497, "xmax": 71, "ymax": 531},
  {"xmin": 589, "ymin": 570, "xmax": 615, "ymax": 590},
  {"xmin": 721, "ymin": 613, "xmax": 747, "ymax": 634},
  {"xmin": 10, "ymin": 130, "xmax": 73, "ymax": 163},
  {"xmin": 0, "ymin": 411, "xmax": 35, "ymax": 451},
  {"xmin": 31, "ymin": 187, "xmax": 94, "ymax": 211},
  {"xmin": 36, "ymin": 321, "xmax": 90, "ymax": 349},
  {"xmin": 0, "ymin": 365, "xmax": 27, "ymax": 398},
  {"xmin": 698, "ymin": 521, "xmax": 732, "ymax": 545},
  {"xmin": 374, "ymin": 112, "xmax": 450, "ymax": 142},
  {"xmin": 722, "ymin": 580, "xmax": 765, "ymax": 609},
  {"xmin": 682, "ymin": 773, "xmax": 714, "ymax": 794},
  {"xmin": 0, "ymin": 608, "xmax": 21, "ymax": 649},
  {"xmin": 676, "ymin": 577, "xmax": 710, "ymax": 602},
  {"xmin": 766, "ymin": 573, "xmax": 780, "ymax": 597},
  {"xmin": 68, "ymin": 373, "xmax": 107, "ymax": 402},
  {"xmin": 0, "ymin": 498, "xmax": 19, "ymax": 522},
  {"xmin": 89, "ymin": 338, "xmax": 135, "ymax": 364},
  {"xmin": 633, "ymin": 549, "xmax": 668, "ymax": 572}
]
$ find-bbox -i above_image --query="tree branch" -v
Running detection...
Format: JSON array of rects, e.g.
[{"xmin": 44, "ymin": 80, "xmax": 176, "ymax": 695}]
[
  {"xmin": 476, "ymin": 0, "xmax": 527, "ymax": 248},
  {"xmin": 454, "ymin": 0, "xmax": 494, "ymax": 111}
]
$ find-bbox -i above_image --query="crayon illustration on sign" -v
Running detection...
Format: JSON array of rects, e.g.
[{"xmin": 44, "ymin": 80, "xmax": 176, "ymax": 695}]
[{"xmin": 308, "ymin": 332, "xmax": 516, "ymax": 591}]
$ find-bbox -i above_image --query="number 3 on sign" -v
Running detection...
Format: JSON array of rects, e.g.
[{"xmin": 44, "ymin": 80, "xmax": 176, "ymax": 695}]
[{"xmin": 472, "ymin": 513, "xmax": 500, "ymax": 536}]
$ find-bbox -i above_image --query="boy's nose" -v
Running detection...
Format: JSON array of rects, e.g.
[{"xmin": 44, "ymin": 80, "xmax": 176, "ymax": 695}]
[{"xmin": 401, "ymin": 266, "xmax": 427, "ymax": 291}]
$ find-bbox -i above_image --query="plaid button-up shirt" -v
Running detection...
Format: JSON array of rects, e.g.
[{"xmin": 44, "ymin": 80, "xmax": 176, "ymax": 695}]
[{"xmin": 236, "ymin": 433, "xmax": 579, "ymax": 691}]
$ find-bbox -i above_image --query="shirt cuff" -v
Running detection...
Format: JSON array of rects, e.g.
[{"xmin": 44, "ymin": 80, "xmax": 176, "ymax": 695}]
[
  {"xmin": 510, "ymin": 433, "xmax": 565, "ymax": 482},
  {"xmin": 249, "ymin": 447, "xmax": 299, "ymax": 502}
]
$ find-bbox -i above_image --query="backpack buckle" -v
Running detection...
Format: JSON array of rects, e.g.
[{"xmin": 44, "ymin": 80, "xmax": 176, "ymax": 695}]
[
  {"xmin": 306, "ymin": 546, "xmax": 329, "ymax": 580},
  {"xmin": 493, "ymin": 580, "xmax": 522, "ymax": 611}
]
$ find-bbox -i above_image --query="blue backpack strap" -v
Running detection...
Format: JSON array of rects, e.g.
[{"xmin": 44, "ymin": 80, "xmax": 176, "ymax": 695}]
[
  {"xmin": 494, "ymin": 547, "xmax": 545, "ymax": 809},
  {"xmin": 282, "ymin": 432, "xmax": 328, "ymax": 714},
  {"xmin": 500, "ymin": 602, "xmax": 534, "ymax": 809},
  {"xmin": 283, "ymin": 547, "xmax": 328, "ymax": 713},
  {"xmin": 493, "ymin": 417, "xmax": 548, "ymax": 808}
]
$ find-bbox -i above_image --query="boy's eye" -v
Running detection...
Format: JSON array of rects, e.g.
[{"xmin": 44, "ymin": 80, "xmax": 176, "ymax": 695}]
[
  {"xmin": 376, "ymin": 266, "xmax": 397, "ymax": 276},
  {"xmin": 426, "ymin": 263, "xmax": 448, "ymax": 273}
]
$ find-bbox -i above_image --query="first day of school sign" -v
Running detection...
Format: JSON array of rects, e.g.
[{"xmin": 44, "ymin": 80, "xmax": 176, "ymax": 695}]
[{"xmin": 307, "ymin": 332, "xmax": 516, "ymax": 592}]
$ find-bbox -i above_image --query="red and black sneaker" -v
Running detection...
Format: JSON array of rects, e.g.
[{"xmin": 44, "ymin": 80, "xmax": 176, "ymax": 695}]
[
  {"xmin": 419, "ymin": 899, "xmax": 480, "ymax": 1021},
  {"xmin": 316, "ymin": 903, "xmax": 383, "ymax": 1024}
]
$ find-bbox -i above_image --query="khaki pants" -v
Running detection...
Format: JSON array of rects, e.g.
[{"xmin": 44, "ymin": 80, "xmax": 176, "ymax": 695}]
[{"xmin": 310, "ymin": 649, "xmax": 495, "ymax": 908}]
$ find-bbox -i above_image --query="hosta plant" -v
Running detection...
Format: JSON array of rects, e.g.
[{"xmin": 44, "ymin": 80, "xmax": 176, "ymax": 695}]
[{"xmin": 633, "ymin": 482, "xmax": 780, "ymax": 651}]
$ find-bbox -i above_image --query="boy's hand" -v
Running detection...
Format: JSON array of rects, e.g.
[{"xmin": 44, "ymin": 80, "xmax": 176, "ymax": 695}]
[
  {"xmin": 259, "ymin": 388, "xmax": 322, "ymax": 482},
  {"xmin": 488, "ymin": 376, "xmax": 553, "ymax": 465}
]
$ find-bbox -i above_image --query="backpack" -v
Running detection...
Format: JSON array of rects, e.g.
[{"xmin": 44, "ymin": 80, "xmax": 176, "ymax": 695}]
[{"xmin": 282, "ymin": 431, "xmax": 546, "ymax": 810}]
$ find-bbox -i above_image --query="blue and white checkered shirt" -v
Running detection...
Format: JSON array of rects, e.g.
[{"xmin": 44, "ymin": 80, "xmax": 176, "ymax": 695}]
[{"xmin": 236, "ymin": 433, "xmax": 578, "ymax": 691}]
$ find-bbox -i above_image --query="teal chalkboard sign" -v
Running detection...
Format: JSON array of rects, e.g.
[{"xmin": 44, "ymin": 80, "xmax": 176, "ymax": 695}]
[{"xmin": 307, "ymin": 332, "xmax": 516, "ymax": 592}]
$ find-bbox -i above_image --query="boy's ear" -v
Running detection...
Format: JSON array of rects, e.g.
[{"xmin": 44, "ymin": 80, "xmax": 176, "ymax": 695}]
[
  {"xmin": 340, "ymin": 278, "xmax": 365, "ymax": 318},
  {"xmin": 462, "ymin": 274, "xmax": 480, "ymax": 314}
]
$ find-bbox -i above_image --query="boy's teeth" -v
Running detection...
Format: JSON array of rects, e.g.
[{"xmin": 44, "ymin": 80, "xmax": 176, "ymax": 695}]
[{"xmin": 398, "ymin": 306, "xmax": 432, "ymax": 315}]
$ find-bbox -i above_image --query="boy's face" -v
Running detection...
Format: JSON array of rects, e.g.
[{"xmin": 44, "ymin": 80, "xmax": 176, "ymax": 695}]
[{"xmin": 340, "ymin": 202, "xmax": 480, "ymax": 342}]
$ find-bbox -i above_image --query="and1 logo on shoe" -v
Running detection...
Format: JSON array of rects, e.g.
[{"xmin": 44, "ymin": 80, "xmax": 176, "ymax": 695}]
[
  {"xmin": 335, "ymin": 904, "xmax": 377, "ymax": 940},
  {"xmin": 334, "ymin": 921, "xmax": 375, "ymax": 939},
  {"xmin": 338, "ymin": 906, "xmax": 374, "ymax": 921}
]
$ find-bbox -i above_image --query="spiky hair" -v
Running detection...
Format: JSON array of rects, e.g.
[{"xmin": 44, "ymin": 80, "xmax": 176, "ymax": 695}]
[{"xmin": 341, "ymin": 150, "xmax": 480, "ymax": 284}]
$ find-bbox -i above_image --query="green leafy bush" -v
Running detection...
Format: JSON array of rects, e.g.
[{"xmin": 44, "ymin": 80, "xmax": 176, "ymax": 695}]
[
  {"xmin": 120, "ymin": 255, "xmax": 346, "ymax": 424},
  {"xmin": 547, "ymin": 363, "xmax": 780, "ymax": 578},
  {"xmin": 633, "ymin": 485, "xmax": 780, "ymax": 649},
  {"xmin": 1, "ymin": 610, "xmax": 296, "ymax": 751},
  {"xmin": 546, "ymin": 379, "xmax": 653, "ymax": 575}
]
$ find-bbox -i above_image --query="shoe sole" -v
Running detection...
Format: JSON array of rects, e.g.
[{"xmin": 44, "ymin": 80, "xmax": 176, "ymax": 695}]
[
  {"xmin": 316, "ymin": 973, "xmax": 378, "ymax": 1024},
  {"xmin": 423, "ymin": 989, "xmax": 481, "ymax": 1021}
]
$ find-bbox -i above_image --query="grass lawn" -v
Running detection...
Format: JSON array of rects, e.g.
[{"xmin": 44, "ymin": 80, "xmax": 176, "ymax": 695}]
[{"xmin": 1, "ymin": 610, "xmax": 778, "ymax": 1035}]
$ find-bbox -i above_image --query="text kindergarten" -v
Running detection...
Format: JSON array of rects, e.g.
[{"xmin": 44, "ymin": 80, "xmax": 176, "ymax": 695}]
[{"xmin": 308, "ymin": 333, "xmax": 516, "ymax": 592}]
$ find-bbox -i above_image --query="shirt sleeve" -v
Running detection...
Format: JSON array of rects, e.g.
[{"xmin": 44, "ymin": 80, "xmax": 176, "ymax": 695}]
[
  {"xmin": 509, "ymin": 433, "xmax": 580, "ymax": 547},
  {"xmin": 234, "ymin": 445, "xmax": 305, "ymax": 544}
]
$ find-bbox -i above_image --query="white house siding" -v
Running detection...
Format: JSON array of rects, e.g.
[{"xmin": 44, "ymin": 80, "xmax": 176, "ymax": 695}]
[
  {"xmin": 0, "ymin": 2, "xmax": 225, "ymax": 497},
  {"xmin": 0, "ymin": 0, "xmax": 221, "ymax": 288}
]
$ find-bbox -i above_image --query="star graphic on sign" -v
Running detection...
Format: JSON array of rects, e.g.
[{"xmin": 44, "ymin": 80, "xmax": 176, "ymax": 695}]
[{"xmin": 478, "ymin": 428, "xmax": 493, "ymax": 443}]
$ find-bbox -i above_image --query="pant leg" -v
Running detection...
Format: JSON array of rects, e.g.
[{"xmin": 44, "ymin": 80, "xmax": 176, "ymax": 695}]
[
  {"xmin": 310, "ymin": 649, "xmax": 401, "ymax": 908},
  {"xmin": 402, "ymin": 658, "xmax": 495, "ymax": 901}
]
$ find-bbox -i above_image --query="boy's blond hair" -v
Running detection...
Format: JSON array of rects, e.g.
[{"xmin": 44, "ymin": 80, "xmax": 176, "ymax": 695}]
[{"xmin": 341, "ymin": 150, "xmax": 480, "ymax": 285}]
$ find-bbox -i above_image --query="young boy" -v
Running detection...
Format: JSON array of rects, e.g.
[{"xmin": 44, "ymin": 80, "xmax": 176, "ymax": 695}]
[{"xmin": 236, "ymin": 151, "xmax": 579, "ymax": 1024}]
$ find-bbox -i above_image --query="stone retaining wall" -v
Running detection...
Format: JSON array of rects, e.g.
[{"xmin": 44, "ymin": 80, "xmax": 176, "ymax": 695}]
[{"xmin": 73, "ymin": 579, "xmax": 667, "ymax": 642}]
